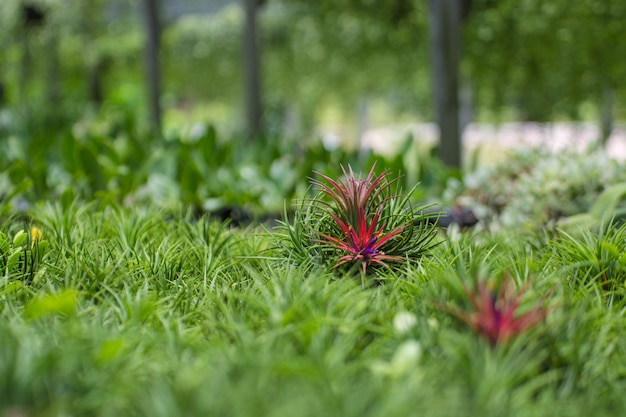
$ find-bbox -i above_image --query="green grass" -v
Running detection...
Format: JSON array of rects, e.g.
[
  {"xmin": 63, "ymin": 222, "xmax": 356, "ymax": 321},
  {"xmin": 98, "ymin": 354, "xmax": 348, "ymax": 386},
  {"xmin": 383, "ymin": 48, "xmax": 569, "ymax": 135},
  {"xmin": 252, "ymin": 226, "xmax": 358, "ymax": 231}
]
[{"xmin": 1, "ymin": 201, "xmax": 626, "ymax": 417}]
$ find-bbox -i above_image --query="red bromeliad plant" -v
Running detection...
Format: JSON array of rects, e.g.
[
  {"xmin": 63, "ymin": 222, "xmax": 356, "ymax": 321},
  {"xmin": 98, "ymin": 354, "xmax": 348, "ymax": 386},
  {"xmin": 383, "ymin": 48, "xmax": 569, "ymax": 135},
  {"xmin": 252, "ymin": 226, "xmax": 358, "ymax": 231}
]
[
  {"xmin": 309, "ymin": 164, "xmax": 393, "ymax": 229},
  {"xmin": 300, "ymin": 163, "xmax": 438, "ymax": 276},
  {"xmin": 316, "ymin": 205, "xmax": 406, "ymax": 275},
  {"xmin": 441, "ymin": 276, "xmax": 548, "ymax": 347}
]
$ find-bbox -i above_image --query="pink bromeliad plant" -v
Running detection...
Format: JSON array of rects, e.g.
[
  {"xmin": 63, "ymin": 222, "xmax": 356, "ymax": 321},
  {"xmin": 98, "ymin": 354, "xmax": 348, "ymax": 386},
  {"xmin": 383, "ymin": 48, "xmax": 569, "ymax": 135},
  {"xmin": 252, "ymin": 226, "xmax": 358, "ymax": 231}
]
[
  {"xmin": 280, "ymin": 163, "xmax": 438, "ymax": 280},
  {"xmin": 440, "ymin": 276, "xmax": 548, "ymax": 347},
  {"xmin": 309, "ymin": 164, "xmax": 392, "ymax": 230},
  {"xmin": 315, "ymin": 203, "xmax": 406, "ymax": 274}
]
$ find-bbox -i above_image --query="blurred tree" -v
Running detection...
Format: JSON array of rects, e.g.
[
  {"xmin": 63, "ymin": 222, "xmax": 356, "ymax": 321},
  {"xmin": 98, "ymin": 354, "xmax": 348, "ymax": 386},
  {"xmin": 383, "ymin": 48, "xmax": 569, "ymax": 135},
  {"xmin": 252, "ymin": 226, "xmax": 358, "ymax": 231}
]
[
  {"xmin": 428, "ymin": 0, "xmax": 463, "ymax": 168},
  {"xmin": 464, "ymin": 0, "xmax": 626, "ymax": 144},
  {"xmin": 79, "ymin": 0, "xmax": 106, "ymax": 108},
  {"xmin": 142, "ymin": 0, "xmax": 163, "ymax": 135},
  {"xmin": 243, "ymin": 0, "xmax": 264, "ymax": 140},
  {"xmin": 1, "ymin": 0, "xmax": 624, "ymax": 152},
  {"xmin": 19, "ymin": 2, "xmax": 46, "ymax": 107},
  {"xmin": 263, "ymin": 0, "xmax": 430, "ymax": 138}
]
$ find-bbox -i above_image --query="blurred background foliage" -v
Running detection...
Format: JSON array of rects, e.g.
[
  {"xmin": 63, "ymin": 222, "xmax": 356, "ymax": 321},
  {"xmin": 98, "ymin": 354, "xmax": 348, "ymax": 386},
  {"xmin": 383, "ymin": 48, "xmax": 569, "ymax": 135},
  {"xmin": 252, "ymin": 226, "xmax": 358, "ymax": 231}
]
[
  {"xmin": 1, "ymin": 0, "xmax": 625, "ymax": 221},
  {"xmin": 2, "ymin": 0, "xmax": 625, "ymax": 132}
]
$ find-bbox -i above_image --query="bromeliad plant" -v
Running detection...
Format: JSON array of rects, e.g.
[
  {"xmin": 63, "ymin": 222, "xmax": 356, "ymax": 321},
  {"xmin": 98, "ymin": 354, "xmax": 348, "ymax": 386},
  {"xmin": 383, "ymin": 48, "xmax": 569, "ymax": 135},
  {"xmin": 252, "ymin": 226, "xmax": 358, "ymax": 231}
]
[
  {"xmin": 279, "ymin": 163, "xmax": 438, "ymax": 279},
  {"xmin": 315, "ymin": 205, "xmax": 406, "ymax": 273},
  {"xmin": 439, "ymin": 275, "xmax": 549, "ymax": 347}
]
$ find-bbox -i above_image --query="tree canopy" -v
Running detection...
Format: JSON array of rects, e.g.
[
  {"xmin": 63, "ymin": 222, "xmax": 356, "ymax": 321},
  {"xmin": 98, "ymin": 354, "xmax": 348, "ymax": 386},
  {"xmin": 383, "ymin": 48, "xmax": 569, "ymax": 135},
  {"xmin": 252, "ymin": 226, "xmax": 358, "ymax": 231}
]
[{"xmin": 0, "ymin": 0, "xmax": 624, "ymax": 147}]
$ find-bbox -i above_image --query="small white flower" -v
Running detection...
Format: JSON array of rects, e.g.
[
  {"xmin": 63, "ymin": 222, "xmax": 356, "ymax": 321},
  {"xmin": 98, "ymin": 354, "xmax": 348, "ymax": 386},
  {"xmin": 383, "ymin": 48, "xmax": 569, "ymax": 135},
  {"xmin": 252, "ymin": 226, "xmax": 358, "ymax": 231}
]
[
  {"xmin": 427, "ymin": 317, "xmax": 439, "ymax": 330},
  {"xmin": 393, "ymin": 311, "xmax": 417, "ymax": 335},
  {"xmin": 370, "ymin": 340, "xmax": 422, "ymax": 378},
  {"xmin": 390, "ymin": 340, "xmax": 422, "ymax": 373}
]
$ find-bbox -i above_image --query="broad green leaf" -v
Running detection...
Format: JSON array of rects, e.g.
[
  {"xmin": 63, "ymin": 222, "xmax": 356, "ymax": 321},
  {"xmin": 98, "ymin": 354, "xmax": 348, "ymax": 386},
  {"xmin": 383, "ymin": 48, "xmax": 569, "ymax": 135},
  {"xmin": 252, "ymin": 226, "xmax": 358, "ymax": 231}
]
[
  {"xmin": 96, "ymin": 339, "xmax": 125, "ymax": 364},
  {"xmin": 6, "ymin": 249, "xmax": 22, "ymax": 271},
  {"xmin": 557, "ymin": 182, "xmax": 626, "ymax": 231},
  {"xmin": 600, "ymin": 241, "xmax": 620, "ymax": 258},
  {"xmin": 13, "ymin": 230, "xmax": 27, "ymax": 247},
  {"xmin": 1, "ymin": 280, "xmax": 23, "ymax": 295},
  {"xmin": 589, "ymin": 183, "xmax": 626, "ymax": 220},
  {"xmin": 25, "ymin": 290, "xmax": 80, "ymax": 320},
  {"xmin": 0, "ymin": 233, "xmax": 9, "ymax": 255}
]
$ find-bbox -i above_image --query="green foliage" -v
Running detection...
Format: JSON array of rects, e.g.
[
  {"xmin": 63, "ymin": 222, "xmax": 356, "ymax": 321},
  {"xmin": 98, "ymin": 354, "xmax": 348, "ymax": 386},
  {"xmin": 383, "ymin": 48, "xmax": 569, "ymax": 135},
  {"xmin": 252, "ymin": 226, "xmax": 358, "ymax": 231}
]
[
  {"xmin": 163, "ymin": 5, "xmax": 243, "ymax": 102},
  {"xmin": 260, "ymin": 0, "xmax": 430, "ymax": 112},
  {"xmin": 4, "ymin": 1, "xmax": 626, "ymax": 414},
  {"xmin": 558, "ymin": 182, "xmax": 626, "ymax": 230},
  {"xmin": 2, "ymin": 97, "xmax": 455, "ymax": 221},
  {"xmin": 0, "ymin": 112, "xmax": 367, "ymax": 215},
  {"xmin": 0, "ymin": 226, "xmax": 48, "ymax": 287},
  {"xmin": 452, "ymin": 147, "xmax": 626, "ymax": 230},
  {"xmin": 465, "ymin": 0, "xmax": 626, "ymax": 121},
  {"xmin": 0, "ymin": 0, "xmax": 432, "ymax": 137},
  {"xmin": 551, "ymin": 221, "xmax": 626, "ymax": 303},
  {"xmin": 2, "ymin": 0, "xmax": 625, "ymax": 140}
]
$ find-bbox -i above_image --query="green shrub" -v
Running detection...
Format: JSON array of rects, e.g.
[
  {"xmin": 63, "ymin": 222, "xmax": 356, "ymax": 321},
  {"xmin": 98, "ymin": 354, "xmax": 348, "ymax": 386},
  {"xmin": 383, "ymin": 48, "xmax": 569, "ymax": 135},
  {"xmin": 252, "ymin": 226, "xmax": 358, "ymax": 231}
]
[{"xmin": 451, "ymin": 147, "xmax": 626, "ymax": 230}]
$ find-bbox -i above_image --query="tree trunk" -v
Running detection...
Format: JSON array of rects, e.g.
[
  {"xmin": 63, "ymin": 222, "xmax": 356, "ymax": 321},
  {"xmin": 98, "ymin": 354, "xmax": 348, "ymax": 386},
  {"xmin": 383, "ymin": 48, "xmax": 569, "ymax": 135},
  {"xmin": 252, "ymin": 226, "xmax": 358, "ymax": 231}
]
[
  {"xmin": 142, "ymin": 0, "xmax": 162, "ymax": 135},
  {"xmin": 428, "ymin": 0, "xmax": 462, "ymax": 168},
  {"xmin": 600, "ymin": 88, "xmax": 613, "ymax": 145},
  {"xmin": 19, "ymin": 27, "xmax": 31, "ymax": 107},
  {"xmin": 282, "ymin": 104, "xmax": 301, "ymax": 139},
  {"xmin": 87, "ymin": 63, "xmax": 104, "ymax": 108},
  {"xmin": 82, "ymin": 0, "xmax": 104, "ymax": 108},
  {"xmin": 46, "ymin": 33, "xmax": 63, "ymax": 126},
  {"xmin": 242, "ymin": 0, "xmax": 263, "ymax": 140},
  {"xmin": 46, "ymin": 31, "xmax": 61, "ymax": 113},
  {"xmin": 357, "ymin": 96, "xmax": 370, "ymax": 158}
]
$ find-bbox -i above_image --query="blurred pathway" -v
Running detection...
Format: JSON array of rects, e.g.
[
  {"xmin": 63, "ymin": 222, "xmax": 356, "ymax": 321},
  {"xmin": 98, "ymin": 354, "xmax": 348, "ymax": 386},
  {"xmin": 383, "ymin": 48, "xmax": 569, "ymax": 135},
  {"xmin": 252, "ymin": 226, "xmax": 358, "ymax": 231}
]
[{"xmin": 359, "ymin": 122, "xmax": 626, "ymax": 163}]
